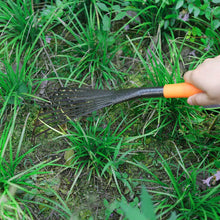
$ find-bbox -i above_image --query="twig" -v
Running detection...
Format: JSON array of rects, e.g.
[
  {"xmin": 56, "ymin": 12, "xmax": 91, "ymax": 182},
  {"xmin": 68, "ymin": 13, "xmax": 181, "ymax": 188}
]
[{"xmin": 39, "ymin": 38, "xmax": 63, "ymax": 87}]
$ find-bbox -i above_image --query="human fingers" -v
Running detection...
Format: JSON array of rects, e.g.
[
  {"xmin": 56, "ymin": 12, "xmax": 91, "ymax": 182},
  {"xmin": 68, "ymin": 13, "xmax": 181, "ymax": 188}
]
[
  {"xmin": 183, "ymin": 70, "xmax": 193, "ymax": 84},
  {"xmin": 184, "ymin": 68, "xmax": 207, "ymax": 92},
  {"xmin": 187, "ymin": 93, "xmax": 216, "ymax": 106}
]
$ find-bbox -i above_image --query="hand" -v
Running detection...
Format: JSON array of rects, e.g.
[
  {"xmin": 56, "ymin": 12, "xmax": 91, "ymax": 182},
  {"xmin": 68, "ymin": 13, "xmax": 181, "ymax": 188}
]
[{"xmin": 184, "ymin": 55, "xmax": 220, "ymax": 106}]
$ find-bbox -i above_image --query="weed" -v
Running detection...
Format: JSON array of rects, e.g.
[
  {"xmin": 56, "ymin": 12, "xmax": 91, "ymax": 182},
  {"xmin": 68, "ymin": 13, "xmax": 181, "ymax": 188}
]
[
  {"xmin": 0, "ymin": 0, "xmax": 39, "ymax": 49},
  {"xmin": 56, "ymin": 2, "xmax": 127, "ymax": 88},
  {"xmin": 57, "ymin": 114, "xmax": 136, "ymax": 196},
  {"xmin": 127, "ymin": 145, "xmax": 220, "ymax": 219},
  {"xmin": 104, "ymin": 186, "xmax": 177, "ymax": 220},
  {"xmin": 0, "ymin": 44, "xmax": 45, "ymax": 118},
  {"xmin": 0, "ymin": 110, "xmax": 73, "ymax": 219},
  {"xmin": 124, "ymin": 32, "xmax": 205, "ymax": 141}
]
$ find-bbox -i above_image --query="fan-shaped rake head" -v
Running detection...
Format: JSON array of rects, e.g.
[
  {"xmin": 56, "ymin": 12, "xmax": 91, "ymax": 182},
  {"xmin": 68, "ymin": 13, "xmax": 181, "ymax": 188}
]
[{"xmin": 33, "ymin": 86, "xmax": 163, "ymax": 136}]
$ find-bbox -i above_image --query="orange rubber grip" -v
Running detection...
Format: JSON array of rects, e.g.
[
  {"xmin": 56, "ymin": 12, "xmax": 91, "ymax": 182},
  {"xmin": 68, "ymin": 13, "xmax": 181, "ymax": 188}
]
[{"xmin": 163, "ymin": 82, "xmax": 203, "ymax": 98}]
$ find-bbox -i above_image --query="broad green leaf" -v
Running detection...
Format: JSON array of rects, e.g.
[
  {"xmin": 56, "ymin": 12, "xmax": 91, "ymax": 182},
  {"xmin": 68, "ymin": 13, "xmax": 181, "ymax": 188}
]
[
  {"xmin": 193, "ymin": 7, "xmax": 200, "ymax": 17},
  {"xmin": 106, "ymin": 36, "xmax": 115, "ymax": 46},
  {"xmin": 112, "ymin": 5, "xmax": 121, "ymax": 12},
  {"xmin": 213, "ymin": 6, "xmax": 220, "ymax": 18},
  {"xmin": 188, "ymin": 4, "xmax": 194, "ymax": 13},
  {"xmin": 120, "ymin": 202, "xmax": 146, "ymax": 220},
  {"xmin": 164, "ymin": 20, "xmax": 169, "ymax": 29},
  {"xmin": 192, "ymin": 27, "xmax": 202, "ymax": 37},
  {"xmin": 185, "ymin": 134, "xmax": 197, "ymax": 142},
  {"xmin": 113, "ymin": 11, "xmax": 127, "ymax": 21},
  {"xmin": 205, "ymin": 8, "xmax": 211, "ymax": 20},
  {"xmin": 96, "ymin": 3, "xmax": 109, "ymax": 12},
  {"xmin": 176, "ymin": 0, "xmax": 184, "ymax": 9},
  {"xmin": 141, "ymin": 187, "xmax": 156, "ymax": 220},
  {"xmin": 212, "ymin": 0, "xmax": 220, "ymax": 3},
  {"xmin": 213, "ymin": 19, "xmax": 220, "ymax": 30},
  {"xmin": 18, "ymin": 83, "xmax": 28, "ymax": 94},
  {"xmin": 165, "ymin": 14, "xmax": 178, "ymax": 19},
  {"xmin": 103, "ymin": 14, "xmax": 110, "ymax": 31},
  {"xmin": 56, "ymin": 0, "xmax": 63, "ymax": 7}
]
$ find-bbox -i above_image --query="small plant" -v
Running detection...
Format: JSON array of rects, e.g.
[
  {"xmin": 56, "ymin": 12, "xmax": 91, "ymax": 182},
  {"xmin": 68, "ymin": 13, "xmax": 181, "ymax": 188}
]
[
  {"xmin": 127, "ymin": 0, "xmax": 220, "ymax": 51},
  {"xmin": 58, "ymin": 114, "xmax": 136, "ymax": 196},
  {"xmin": 0, "ymin": 0, "xmax": 39, "ymax": 48},
  {"xmin": 126, "ymin": 0, "xmax": 181, "ymax": 32},
  {"xmin": 128, "ymin": 145, "xmax": 220, "ymax": 219},
  {"xmin": 104, "ymin": 186, "xmax": 177, "ymax": 220},
  {"xmin": 0, "ymin": 0, "xmax": 63, "ymax": 51},
  {"xmin": 0, "ymin": 43, "xmax": 44, "ymax": 117},
  {"xmin": 178, "ymin": 0, "xmax": 220, "ymax": 50},
  {"xmin": 56, "ymin": 2, "xmax": 127, "ymax": 88},
  {"xmin": 0, "ymin": 111, "xmax": 73, "ymax": 219}
]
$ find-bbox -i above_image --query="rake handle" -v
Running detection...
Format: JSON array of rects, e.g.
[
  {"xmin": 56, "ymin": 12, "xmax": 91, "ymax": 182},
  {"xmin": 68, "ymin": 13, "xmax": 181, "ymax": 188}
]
[{"xmin": 163, "ymin": 83, "xmax": 202, "ymax": 98}]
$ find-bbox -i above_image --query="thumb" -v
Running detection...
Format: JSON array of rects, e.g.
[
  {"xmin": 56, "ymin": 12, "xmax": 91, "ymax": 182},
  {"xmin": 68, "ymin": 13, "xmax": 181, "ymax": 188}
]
[{"xmin": 187, "ymin": 93, "xmax": 213, "ymax": 106}]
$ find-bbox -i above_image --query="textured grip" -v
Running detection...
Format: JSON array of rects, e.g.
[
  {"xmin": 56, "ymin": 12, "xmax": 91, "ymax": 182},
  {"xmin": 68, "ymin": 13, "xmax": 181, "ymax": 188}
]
[{"xmin": 163, "ymin": 83, "xmax": 203, "ymax": 98}]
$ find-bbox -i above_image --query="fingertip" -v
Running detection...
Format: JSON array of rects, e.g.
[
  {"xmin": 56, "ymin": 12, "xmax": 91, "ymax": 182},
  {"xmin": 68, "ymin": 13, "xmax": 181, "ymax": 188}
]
[
  {"xmin": 187, "ymin": 93, "xmax": 214, "ymax": 106},
  {"xmin": 184, "ymin": 70, "xmax": 193, "ymax": 82},
  {"xmin": 187, "ymin": 94, "xmax": 203, "ymax": 105},
  {"xmin": 187, "ymin": 96, "xmax": 194, "ymax": 105}
]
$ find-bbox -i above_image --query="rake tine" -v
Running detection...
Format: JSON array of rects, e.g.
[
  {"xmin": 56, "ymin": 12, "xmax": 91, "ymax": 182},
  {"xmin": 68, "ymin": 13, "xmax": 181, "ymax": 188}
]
[
  {"xmin": 38, "ymin": 101, "xmax": 94, "ymax": 123},
  {"xmin": 44, "ymin": 100, "xmax": 87, "ymax": 108},
  {"xmin": 49, "ymin": 88, "xmax": 114, "ymax": 99},
  {"xmin": 39, "ymin": 107, "xmax": 67, "ymax": 117},
  {"xmin": 38, "ymin": 111, "xmax": 70, "ymax": 127},
  {"xmin": 38, "ymin": 87, "xmax": 152, "ymax": 126},
  {"xmin": 37, "ymin": 101, "xmax": 105, "ymax": 128},
  {"xmin": 52, "ymin": 91, "xmax": 116, "ymax": 106},
  {"xmin": 34, "ymin": 127, "xmax": 54, "ymax": 137},
  {"xmin": 47, "ymin": 99, "xmax": 109, "ymax": 117}
]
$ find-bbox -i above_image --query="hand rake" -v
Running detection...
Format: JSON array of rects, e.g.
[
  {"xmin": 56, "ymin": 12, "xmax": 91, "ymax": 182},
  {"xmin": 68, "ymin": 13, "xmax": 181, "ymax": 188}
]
[{"xmin": 37, "ymin": 82, "xmax": 202, "ymax": 130}]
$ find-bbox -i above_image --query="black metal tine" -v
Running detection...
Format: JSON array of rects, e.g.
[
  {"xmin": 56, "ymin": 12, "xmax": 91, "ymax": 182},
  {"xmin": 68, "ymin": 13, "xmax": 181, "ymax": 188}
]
[
  {"xmin": 40, "ymin": 92, "xmax": 113, "ymax": 118},
  {"xmin": 47, "ymin": 100, "xmax": 109, "ymax": 111},
  {"xmin": 38, "ymin": 111, "xmax": 70, "ymax": 127},
  {"xmin": 48, "ymin": 88, "xmax": 114, "ymax": 99},
  {"xmin": 34, "ymin": 87, "xmax": 112, "ymax": 136},
  {"xmin": 38, "ymin": 97, "xmax": 111, "ymax": 127},
  {"xmin": 39, "ymin": 106, "xmax": 68, "ymax": 117},
  {"xmin": 38, "ymin": 101, "xmax": 93, "ymax": 123},
  {"xmin": 54, "ymin": 91, "xmax": 115, "ymax": 106},
  {"xmin": 49, "ymin": 99, "xmax": 110, "ymax": 116},
  {"xmin": 44, "ymin": 100, "xmax": 88, "ymax": 108}
]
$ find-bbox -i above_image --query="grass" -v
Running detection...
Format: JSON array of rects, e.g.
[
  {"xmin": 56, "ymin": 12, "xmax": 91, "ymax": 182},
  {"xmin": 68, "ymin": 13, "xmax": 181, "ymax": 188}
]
[
  {"xmin": 0, "ymin": 0, "xmax": 37, "ymax": 49},
  {"xmin": 55, "ymin": 113, "xmax": 138, "ymax": 196},
  {"xmin": 55, "ymin": 2, "xmax": 128, "ymax": 88},
  {"xmin": 122, "ymin": 145, "xmax": 220, "ymax": 219},
  {"xmin": 0, "ymin": 109, "xmax": 74, "ymax": 219},
  {"xmin": 0, "ymin": 0, "xmax": 219, "ymax": 219}
]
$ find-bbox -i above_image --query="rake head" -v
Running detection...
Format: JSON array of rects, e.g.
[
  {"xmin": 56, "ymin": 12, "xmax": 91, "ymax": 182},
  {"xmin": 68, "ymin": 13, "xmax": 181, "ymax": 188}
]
[
  {"xmin": 38, "ymin": 87, "xmax": 118, "ymax": 125},
  {"xmin": 38, "ymin": 86, "xmax": 160, "ymax": 121}
]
